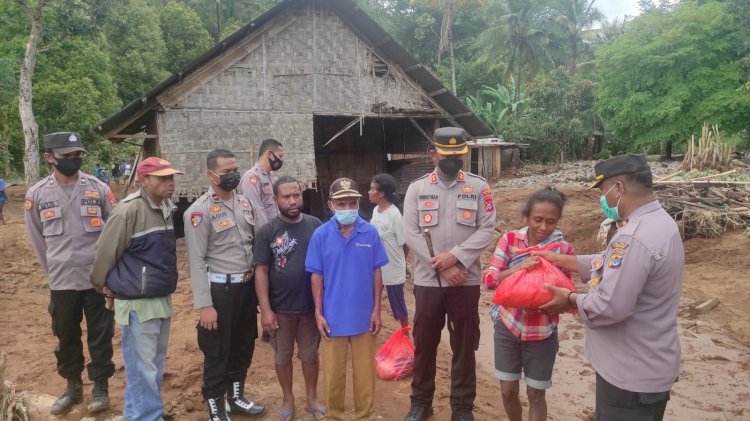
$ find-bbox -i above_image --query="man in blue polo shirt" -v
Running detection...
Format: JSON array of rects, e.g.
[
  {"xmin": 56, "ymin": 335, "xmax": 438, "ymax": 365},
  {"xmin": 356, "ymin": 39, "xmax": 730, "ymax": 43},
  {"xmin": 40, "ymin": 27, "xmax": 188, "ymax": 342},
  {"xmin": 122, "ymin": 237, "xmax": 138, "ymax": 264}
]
[{"xmin": 306, "ymin": 177, "xmax": 388, "ymax": 421}]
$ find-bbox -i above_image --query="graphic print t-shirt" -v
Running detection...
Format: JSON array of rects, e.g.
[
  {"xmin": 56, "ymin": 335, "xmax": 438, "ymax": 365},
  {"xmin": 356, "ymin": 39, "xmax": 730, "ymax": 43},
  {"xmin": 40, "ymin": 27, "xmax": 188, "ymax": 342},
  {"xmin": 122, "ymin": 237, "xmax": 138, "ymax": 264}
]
[{"xmin": 254, "ymin": 214, "xmax": 322, "ymax": 313}]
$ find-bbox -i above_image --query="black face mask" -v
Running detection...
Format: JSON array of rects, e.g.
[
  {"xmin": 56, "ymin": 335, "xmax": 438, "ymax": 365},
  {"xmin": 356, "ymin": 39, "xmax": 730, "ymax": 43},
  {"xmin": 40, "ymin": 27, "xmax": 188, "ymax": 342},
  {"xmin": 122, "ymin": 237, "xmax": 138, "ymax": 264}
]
[
  {"xmin": 438, "ymin": 158, "xmax": 463, "ymax": 178},
  {"xmin": 214, "ymin": 171, "xmax": 241, "ymax": 192},
  {"xmin": 53, "ymin": 156, "xmax": 83, "ymax": 177},
  {"xmin": 268, "ymin": 152, "xmax": 283, "ymax": 171}
]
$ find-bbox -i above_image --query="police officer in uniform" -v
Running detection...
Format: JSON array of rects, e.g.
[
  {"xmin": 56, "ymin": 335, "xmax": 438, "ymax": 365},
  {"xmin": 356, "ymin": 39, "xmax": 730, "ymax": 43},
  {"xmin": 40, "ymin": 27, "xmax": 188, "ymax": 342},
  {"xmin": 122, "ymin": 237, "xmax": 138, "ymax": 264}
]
[
  {"xmin": 25, "ymin": 132, "xmax": 115, "ymax": 415},
  {"xmin": 402, "ymin": 127, "xmax": 497, "ymax": 421},
  {"xmin": 240, "ymin": 138, "xmax": 283, "ymax": 228},
  {"xmin": 540, "ymin": 155, "xmax": 684, "ymax": 421},
  {"xmin": 185, "ymin": 149, "xmax": 265, "ymax": 421}
]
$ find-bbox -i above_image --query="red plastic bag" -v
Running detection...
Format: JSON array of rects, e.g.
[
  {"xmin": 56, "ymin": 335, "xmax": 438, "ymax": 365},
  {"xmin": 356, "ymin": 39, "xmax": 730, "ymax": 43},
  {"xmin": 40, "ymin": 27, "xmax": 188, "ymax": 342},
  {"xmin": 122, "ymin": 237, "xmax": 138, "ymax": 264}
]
[
  {"xmin": 375, "ymin": 327, "xmax": 415, "ymax": 381},
  {"xmin": 492, "ymin": 244, "xmax": 576, "ymax": 310}
]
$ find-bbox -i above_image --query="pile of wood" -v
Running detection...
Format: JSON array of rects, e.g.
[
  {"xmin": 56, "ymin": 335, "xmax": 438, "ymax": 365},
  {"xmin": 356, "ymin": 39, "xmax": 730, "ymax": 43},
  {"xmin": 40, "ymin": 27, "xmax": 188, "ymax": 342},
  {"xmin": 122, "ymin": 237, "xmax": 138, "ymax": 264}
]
[
  {"xmin": 655, "ymin": 176, "xmax": 750, "ymax": 238},
  {"xmin": 679, "ymin": 123, "xmax": 735, "ymax": 172}
]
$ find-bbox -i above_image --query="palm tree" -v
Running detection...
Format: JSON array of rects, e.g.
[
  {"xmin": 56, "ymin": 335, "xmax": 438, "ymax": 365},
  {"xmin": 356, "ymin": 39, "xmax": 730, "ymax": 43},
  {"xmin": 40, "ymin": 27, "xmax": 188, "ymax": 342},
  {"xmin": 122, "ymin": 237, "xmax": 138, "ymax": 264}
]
[
  {"xmin": 475, "ymin": 0, "xmax": 553, "ymax": 103},
  {"xmin": 594, "ymin": 16, "xmax": 629, "ymax": 44},
  {"xmin": 551, "ymin": 0, "xmax": 604, "ymax": 77},
  {"xmin": 414, "ymin": 0, "xmax": 483, "ymax": 93}
]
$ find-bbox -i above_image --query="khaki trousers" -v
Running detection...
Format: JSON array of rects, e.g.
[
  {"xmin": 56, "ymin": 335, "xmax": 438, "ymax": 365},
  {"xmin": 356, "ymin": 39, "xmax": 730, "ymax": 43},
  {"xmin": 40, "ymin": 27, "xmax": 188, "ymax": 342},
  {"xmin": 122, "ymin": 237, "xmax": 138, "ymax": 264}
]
[{"xmin": 321, "ymin": 332, "xmax": 376, "ymax": 421}]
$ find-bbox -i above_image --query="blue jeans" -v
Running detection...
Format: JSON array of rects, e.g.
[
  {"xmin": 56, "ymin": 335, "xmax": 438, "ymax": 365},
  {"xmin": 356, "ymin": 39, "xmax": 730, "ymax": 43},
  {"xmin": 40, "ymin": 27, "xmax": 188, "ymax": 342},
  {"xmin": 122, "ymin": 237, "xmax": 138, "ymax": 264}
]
[{"xmin": 120, "ymin": 311, "xmax": 171, "ymax": 421}]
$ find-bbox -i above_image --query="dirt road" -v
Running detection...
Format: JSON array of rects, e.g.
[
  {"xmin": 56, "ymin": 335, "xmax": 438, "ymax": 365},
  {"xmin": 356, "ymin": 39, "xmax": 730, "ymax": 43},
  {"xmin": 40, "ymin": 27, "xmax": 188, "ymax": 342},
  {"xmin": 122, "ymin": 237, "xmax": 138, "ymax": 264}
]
[{"xmin": 1, "ymin": 177, "xmax": 748, "ymax": 420}]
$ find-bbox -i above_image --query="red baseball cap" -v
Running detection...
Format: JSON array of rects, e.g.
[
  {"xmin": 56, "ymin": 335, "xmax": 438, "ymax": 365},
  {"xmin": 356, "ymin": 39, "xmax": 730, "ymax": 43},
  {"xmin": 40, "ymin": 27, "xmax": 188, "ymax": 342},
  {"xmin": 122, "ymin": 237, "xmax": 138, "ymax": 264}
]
[{"xmin": 136, "ymin": 157, "xmax": 183, "ymax": 178}]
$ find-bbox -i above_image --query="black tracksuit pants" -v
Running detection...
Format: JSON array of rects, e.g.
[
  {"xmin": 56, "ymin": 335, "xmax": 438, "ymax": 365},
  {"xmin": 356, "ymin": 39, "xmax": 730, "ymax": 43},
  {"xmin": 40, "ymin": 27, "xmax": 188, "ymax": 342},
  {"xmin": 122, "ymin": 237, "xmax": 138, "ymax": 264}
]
[
  {"xmin": 197, "ymin": 280, "xmax": 258, "ymax": 399},
  {"xmin": 48, "ymin": 289, "xmax": 115, "ymax": 382}
]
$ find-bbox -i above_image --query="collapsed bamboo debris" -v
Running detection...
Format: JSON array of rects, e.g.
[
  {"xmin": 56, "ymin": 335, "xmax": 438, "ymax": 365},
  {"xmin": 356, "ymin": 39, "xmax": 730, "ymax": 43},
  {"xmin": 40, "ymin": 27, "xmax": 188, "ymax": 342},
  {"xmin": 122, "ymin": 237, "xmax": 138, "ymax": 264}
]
[
  {"xmin": 679, "ymin": 123, "xmax": 734, "ymax": 172},
  {"xmin": 655, "ymin": 181, "xmax": 750, "ymax": 238}
]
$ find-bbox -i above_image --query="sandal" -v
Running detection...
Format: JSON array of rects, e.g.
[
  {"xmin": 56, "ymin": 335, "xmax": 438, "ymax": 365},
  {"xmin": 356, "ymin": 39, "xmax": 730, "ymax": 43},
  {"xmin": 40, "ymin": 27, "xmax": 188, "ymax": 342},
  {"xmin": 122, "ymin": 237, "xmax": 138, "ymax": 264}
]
[
  {"xmin": 277, "ymin": 407, "xmax": 294, "ymax": 421},
  {"xmin": 305, "ymin": 406, "xmax": 327, "ymax": 421}
]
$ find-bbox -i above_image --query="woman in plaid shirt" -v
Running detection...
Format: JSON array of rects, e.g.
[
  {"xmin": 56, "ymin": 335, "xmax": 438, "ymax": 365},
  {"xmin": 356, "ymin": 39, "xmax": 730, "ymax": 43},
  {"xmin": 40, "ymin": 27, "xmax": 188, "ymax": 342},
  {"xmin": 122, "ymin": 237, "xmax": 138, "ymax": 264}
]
[{"xmin": 483, "ymin": 187, "xmax": 575, "ymax": 421}]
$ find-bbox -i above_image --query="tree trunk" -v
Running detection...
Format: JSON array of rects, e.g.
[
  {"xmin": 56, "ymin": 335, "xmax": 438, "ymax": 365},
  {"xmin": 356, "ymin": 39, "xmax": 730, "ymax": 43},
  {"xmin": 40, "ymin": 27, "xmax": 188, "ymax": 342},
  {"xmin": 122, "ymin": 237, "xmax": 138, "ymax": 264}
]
[
  {"xmin": 570, "ymin": 36, "xmax": 578, "ymax": 77},
  {"xmin": 19, "ymin": 9, "xmax": 43, "ymax": 184},
  {"xmin": 449, "ymin": 35, "xmax": 457, "ymax": 93},
  {"xmin": 514, "ymin": 64, "xmax": 522, "ymax": 104},
  {"xmin": 1, "ymin": 134, "xmax": 9, "ymax": 177},
  {"xmin": 661, "ymin": 139, "xmax": 673, "ymax": 161}
]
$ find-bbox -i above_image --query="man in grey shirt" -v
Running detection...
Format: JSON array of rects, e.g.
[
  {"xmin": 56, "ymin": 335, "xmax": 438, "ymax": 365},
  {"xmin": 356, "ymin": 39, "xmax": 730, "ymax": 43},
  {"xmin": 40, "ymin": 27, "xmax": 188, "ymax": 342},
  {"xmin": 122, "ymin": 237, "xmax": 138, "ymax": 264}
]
[{"xmin": 540, "ymin": 154, "xmax": 683, "ymax": 421}]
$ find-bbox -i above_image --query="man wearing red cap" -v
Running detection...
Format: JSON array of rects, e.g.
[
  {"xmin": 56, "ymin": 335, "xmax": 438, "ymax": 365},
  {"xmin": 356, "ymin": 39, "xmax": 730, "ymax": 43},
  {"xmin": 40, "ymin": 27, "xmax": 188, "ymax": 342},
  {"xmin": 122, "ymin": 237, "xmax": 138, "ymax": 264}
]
[{"xmin": 90, "ymin": 156, "xmax": 183, "ymax": 421}]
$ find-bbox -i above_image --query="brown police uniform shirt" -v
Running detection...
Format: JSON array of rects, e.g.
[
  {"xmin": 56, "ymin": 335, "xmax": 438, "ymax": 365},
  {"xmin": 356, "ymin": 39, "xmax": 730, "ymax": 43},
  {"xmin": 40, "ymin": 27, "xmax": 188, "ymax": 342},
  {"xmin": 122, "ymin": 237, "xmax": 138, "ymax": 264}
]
[
  {"xmin": 403, "ymin": 169, "xmax": 497, "ymax": 287},
  {"xmin": 239, "ymin": 163, "xmax": 277, "ymax": 228},
  {"xmin": 25, "ymin": 172, "xmax": 116, "ymax": 290},
  {"xmin": 184, "ymin": 188, "xmax": 256, "ymax": 308}
]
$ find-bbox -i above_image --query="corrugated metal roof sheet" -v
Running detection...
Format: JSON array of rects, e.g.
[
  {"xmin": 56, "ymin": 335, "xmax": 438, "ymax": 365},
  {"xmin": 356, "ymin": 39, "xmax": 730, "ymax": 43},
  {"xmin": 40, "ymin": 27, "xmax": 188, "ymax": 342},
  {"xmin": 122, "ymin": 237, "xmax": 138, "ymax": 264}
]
[{"xmin": 94, "ymin": 0, "xmax": 494, "ymax": 139}]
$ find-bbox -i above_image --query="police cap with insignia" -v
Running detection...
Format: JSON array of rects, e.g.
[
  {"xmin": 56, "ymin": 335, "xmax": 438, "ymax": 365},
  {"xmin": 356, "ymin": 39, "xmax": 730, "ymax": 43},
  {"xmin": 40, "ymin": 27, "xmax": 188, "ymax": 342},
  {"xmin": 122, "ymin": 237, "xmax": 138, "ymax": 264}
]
[
  {"xmin": 44, "ymin": 132, "xmax": 86, "ymax": 154},
  {"xmin": 590, "ymin": 154, "xmax": 652, "ymax": 189},
  {"xmin": 329, "ymin": 177, "xmax": 362, "ymax": 199},
  {"xmin": 432, "ymin": 127, "xmax": 469, "ymax": 155}
]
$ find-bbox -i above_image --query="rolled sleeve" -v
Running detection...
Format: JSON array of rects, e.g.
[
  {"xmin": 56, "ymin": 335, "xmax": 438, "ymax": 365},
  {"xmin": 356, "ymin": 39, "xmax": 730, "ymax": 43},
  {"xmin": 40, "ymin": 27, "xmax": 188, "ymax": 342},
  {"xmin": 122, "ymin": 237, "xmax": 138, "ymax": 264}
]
[{"xmin": 577, "ymin": 239, "xmax": 651, "ymax": 328}]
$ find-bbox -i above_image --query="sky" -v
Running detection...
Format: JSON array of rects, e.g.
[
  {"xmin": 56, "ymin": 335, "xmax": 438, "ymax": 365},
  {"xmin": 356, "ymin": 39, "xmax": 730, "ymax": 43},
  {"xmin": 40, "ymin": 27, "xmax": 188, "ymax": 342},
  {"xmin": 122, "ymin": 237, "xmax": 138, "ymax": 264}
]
[{"xmin": 595, "ymin": 0, "xmax": 642, "ymax": 20}]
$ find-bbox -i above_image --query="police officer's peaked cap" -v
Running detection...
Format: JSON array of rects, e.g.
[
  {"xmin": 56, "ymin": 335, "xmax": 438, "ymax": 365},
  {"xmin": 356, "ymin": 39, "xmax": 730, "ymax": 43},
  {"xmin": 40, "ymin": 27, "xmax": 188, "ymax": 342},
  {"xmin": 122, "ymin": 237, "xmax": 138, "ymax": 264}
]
[
  {"xmin": 432, "ymin": 127, "xmax": 469, "ymax": 155},
  {"xmin": 590, "ymin": 154, "xmax": 652, "ymax": 189},
  {"xmin": 329, "ymin": 177, "xmax": 362, "ymax": 199},
  {"xmin": 44, "ymin": 132, "xmax": 86, "ymax": 154}
]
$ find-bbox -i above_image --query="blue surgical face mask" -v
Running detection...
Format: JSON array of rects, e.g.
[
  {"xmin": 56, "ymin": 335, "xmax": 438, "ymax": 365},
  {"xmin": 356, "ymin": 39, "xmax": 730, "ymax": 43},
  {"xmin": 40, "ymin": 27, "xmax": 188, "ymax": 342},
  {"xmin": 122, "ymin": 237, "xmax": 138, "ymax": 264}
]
[
  {"xmin": 599, "ymin": 183, "xmax": 622, "ymax": 221},
  {"xmin": 333, "ymin": 208, "xmax": 358, "ymax": 225}
]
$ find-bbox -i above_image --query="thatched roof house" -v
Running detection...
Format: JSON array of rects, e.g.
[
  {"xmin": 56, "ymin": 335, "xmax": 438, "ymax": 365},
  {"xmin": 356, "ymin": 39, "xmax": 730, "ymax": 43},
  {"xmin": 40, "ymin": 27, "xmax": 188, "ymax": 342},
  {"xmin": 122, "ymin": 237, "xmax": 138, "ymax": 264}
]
[{"xmin": 96, "ymin": 0, "xmax": 497, "ymax": 215}]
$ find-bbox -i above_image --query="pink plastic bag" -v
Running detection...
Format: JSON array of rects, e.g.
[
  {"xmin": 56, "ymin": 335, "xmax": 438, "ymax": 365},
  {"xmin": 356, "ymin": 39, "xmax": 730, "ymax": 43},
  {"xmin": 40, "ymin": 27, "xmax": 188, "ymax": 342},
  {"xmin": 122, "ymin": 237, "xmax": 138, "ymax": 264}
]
[
  {"xmin": 375, "ymin": 327, "xmax": 414, "ymax": 381},
  {"xmin": 492, "ymin": 244, "xmax": 577, "ymax": 310}
]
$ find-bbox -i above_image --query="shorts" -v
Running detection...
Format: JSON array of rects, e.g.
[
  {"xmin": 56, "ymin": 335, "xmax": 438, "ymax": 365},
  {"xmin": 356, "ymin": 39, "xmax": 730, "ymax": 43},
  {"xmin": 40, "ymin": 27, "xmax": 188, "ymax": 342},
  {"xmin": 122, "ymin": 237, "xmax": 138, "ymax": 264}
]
[
  {"xmin": 493, "ymin": 321, "xmax": 559, "ymax": 390},
  {"xmin": 270, "ymin": 312, "xmax": 320, "ymax": 366},
  {"xmin": 0, "ymin": 201, "xmax": 4, "ymax": 212},
  {"xmin": 386, "ymin": 283, "xmax": 408, "ymax": 321}
]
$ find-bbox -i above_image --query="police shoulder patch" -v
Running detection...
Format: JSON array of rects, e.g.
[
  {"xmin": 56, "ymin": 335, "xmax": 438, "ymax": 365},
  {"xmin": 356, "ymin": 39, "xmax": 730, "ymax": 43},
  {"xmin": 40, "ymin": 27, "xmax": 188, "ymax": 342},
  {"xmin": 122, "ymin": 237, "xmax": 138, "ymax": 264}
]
[
  {"xmin": 25, "ymin": 198, "xmax": 33, "ymax": 211},
  {"xmin": 250, "ymin": 176, "xmax": 259, "ymax": 185},
  {"xmin": 608, "ymin": 250, "xmax": 625, "ymax": 268},
  {"xmin": 191, "ymin": 212, "xmax": 204, "ymax": 227}
]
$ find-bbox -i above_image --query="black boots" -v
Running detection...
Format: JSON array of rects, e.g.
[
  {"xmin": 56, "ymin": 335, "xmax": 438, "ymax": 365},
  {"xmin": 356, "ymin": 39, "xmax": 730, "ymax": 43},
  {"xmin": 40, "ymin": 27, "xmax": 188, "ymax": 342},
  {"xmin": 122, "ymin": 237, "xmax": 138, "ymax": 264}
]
[
  {"xmin": 87, "ymin": 379, "xmax": 110, "ymax": 413},
  {"xmin": 49, "ymin": 378, "xmax": 83, "ymax": 415},
  {"xmin": 226, "ymin": 381, "xmax": 264, "ymax": 416},
  {"xmin": 207, "ymin": 397, "xmax": 231, "ymax": 421}
]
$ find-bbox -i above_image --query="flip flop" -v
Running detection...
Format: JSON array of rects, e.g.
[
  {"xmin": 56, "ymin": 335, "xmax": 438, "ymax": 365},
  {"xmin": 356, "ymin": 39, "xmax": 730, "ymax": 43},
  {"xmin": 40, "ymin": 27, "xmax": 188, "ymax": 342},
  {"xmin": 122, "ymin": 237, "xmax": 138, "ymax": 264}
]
[
  {"xmin": 305, "ymin": 406, "xmax": 327, "ymax": 421},
  {"xmin": 277, "ymin": 407, "xmax": 294, "ymax": 421}
]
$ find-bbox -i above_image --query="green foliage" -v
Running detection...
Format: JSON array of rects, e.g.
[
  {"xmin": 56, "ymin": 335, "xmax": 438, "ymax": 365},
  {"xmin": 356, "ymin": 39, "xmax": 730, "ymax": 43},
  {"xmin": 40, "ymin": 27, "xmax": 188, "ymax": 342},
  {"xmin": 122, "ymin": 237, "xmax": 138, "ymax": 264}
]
[
  {"xmin": 105, "ymin": 0, "xmax": 169, "ymax": 102},
  {"xmin": 596, "ymin": 1, "xmax": 750, "ymax": 151},
  {"xmin": 465, "ymin": 78, "xmax": 527, "ymax": 132},
  {"xmin": 497, "ymin": 68, "xmax": 599, "ymax": 162},
  {"xmin": 159, "ymin": 1, "xmax": 212, "ymax": 73}
]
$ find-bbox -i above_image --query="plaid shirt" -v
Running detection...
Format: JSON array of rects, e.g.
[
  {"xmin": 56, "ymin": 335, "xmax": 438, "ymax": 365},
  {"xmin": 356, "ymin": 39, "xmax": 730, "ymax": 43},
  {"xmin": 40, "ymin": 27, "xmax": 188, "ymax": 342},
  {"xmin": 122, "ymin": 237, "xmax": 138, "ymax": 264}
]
[{"xmin": 486, "ymin": 227, "xmax": 575, "ymax": 341}]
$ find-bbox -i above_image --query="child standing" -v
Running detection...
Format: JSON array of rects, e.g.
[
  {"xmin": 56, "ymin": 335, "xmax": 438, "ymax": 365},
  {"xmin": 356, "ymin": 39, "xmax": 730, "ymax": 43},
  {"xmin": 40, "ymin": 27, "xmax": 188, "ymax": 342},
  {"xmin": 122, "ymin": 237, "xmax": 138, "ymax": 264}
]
[
  {"xmin": 483, "ymin": 187, "xmax": 575, "ymax": 421},
  {"xmin": 368, "ymin": 173, "xmax": 409, "ymax": 331}
]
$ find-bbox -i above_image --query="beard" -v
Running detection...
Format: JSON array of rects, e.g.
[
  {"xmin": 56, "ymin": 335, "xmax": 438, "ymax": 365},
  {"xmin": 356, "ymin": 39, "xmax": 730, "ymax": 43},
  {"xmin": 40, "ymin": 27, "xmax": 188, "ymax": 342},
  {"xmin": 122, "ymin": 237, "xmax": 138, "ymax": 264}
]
[{"xmin": 280, "ymin": 206, "xmax": 300, "ymax": 218}]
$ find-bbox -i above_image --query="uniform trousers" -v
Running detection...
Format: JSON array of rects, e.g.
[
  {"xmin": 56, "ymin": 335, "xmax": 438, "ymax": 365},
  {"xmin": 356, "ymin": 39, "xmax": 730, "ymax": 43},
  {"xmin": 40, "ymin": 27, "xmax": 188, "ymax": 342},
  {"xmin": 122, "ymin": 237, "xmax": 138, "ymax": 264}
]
[
  {"xmin": 197, "ymin": 280, "xmax": 258, "ymax": 399},
  {"xmin": 321, "ymin": 332, "xmax": 376, "ymax": 421},
  {"xmin": 595, "ymin": 373, "xmax": 670, "ymax": 421},
  {"xmin": 410, "ymin": 285, "xmax": 480, "ymax": 414},
  {"xmin": 48, "ymin": 289, "xmax": 115, "ymax": 382}
]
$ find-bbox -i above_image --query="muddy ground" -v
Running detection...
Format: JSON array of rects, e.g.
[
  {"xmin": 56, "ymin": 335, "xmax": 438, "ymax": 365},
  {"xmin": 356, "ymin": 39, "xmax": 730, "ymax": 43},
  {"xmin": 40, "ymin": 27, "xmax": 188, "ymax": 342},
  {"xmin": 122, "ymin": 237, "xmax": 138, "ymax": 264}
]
[{"xmin": 1, "ymin": 170, "xmax": 748, "ymax": 421}]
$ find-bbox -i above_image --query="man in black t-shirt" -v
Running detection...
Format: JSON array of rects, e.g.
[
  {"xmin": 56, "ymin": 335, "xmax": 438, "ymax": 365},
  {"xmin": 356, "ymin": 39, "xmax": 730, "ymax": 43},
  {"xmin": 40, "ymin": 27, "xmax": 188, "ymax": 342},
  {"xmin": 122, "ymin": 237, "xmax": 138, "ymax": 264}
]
[{"xmin": 254, "ymin": 176, "xmax": 325, "ymax": 421}]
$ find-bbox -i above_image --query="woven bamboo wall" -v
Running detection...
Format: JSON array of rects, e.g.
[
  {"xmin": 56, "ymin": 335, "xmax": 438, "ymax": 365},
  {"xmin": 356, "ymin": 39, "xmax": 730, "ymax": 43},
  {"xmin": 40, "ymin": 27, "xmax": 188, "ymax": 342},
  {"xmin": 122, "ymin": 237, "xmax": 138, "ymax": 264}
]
[{"xmin": 158, "ymin": 4, "xmax": 439, "ymax": 197}]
